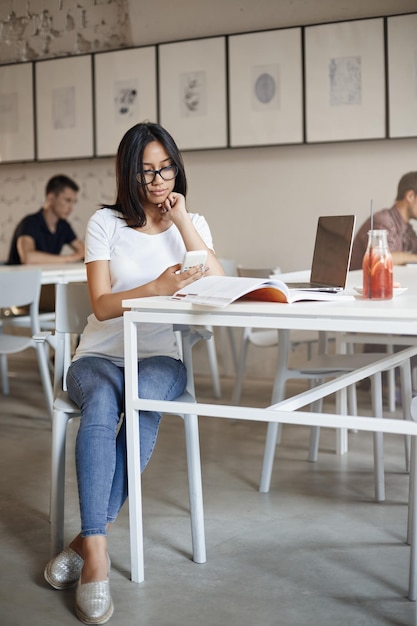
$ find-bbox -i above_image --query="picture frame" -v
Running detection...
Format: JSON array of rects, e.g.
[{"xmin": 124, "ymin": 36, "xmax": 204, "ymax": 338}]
[
  {"xmin": 94, "ymin": 46, "xmax": 158, "ymax": 156},
  {"xmin": 35, "ymin": 55, "xmax": 94, "ymax": 160},
  {"xmin": 0, "ymin": 62, "xmax": 35, "ymax": 163},
  {"xmin": 158, "ymin": 37, "xmax": 227, "ymax": 150},
  {"xmin": 387, "ymin": 13, "xmax": 417, "ymax": 138},
  {"xmin": 304, "ymin": 18, "xmax": 385, "ymax": 143},
  {"xmin": 228, "ymin": 28, "xmax": 303, "ymax": 147}
]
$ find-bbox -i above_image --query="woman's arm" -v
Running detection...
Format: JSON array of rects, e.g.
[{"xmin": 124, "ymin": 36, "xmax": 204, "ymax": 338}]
[{"xmin": 87, "ymin": 259, "xmax": 207, "ymax": 321}]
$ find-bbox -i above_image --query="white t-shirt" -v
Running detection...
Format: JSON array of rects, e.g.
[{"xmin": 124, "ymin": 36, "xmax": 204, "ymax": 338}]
[{"xmin": 73, "ymin": 207, "xmax": 214, "ymax": 366}]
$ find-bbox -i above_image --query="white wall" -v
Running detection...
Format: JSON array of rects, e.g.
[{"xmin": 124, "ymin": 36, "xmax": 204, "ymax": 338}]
[{"xmin": 182, "ymin": 138, "xmax": 417, "ymax": 271}]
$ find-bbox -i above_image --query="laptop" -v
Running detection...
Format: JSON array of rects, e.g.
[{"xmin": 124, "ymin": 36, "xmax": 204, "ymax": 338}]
[{"xmin": 285, "ymin": 215, "xmax": 356, "ymax": 292}]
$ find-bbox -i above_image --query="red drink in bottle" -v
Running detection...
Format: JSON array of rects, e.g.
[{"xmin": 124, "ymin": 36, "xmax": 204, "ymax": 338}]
[{"xmin": 362, "ymin": 230, "xmax": 393, "ymax": 300}]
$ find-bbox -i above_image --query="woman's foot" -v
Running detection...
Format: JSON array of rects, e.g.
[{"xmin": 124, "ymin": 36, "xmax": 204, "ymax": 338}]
[
  {"xmin": 44, "ymin": 546, "xmax": 84, "ymax": 589},
  {"xmin": 75, "ymin": 536, "xmax": 113, "ymax": 624},
  {"xmin": 75, "ymin": 578, "xmax": 114, "ymax": 625}
]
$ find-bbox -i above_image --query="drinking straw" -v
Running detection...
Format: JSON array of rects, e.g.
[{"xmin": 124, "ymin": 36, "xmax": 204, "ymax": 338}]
[{"xmin": 368, "ymin": 199, "xmax": 374, "ymax": 298}]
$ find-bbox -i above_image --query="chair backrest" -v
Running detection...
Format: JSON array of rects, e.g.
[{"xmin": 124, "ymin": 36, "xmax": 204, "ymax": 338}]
[
  {"xmin": 237, "ymin": 267, "xmax": 275, "ymax": 279},
  {"xmin": 0, "ymin": 268, "xmax": 42, "ymax": 308},
  {"xmin": 53, "ymin": 282, "xmax": 92, "ymax": 395},
  {"xmin": 0, "ymin": 268, "xmax": 42, "ymax": 334},
  {"xmin": 219, "ymin": 258, "xmax": 238, "ymax": 277},
  {"xmin": 55, "ymin": 282, "xmax": 92, "ymax": 334}
]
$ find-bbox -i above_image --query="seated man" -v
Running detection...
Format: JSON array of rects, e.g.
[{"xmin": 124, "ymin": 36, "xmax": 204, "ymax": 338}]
[
  {"xmin": 350, "ymin": 171, "xmax": 417, "ymax": 399},
  {"xmin": 7, "ymin": 174, "xmax": 85, "ymax": 311},
  {"xmin": 350, "ymin": 171, "xmax": 417, "ymax": 270}
]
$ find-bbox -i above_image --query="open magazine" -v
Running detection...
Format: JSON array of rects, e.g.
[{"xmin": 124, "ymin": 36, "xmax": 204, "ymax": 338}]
[{"xmin": 171, "ymin": 276, "xmax": 354, "ymax": 308}]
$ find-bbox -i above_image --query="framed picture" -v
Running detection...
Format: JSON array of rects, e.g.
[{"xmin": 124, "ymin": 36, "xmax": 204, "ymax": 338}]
[
  {"xmin": 0, "ymin": 62, "xmax": 35, "ymax": 163},
  {"xmin": 228, "ymin": 28, "xmax": 303, "ymax": 147},
  {"xmin": 387, "ymin": 13, "xmax": 417, "ymax": 138},
  {"xmin": 304, "ymin": 18, "xmax": 385, "ymax": 142},
  {"xmin": 94, "ymin": 46, "xmax": 158, "ymax": 156},
  {"xmin": 35, "ymin": 55, "xmax": 94, "ymax": 160},
  {"xmin": 158, "ymin": 37, "xmax": 227, "ymax": 150}
]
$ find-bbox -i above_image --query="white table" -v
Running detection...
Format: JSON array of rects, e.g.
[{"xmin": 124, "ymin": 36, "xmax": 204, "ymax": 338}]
[
  {"xmin": 122, "ymin": 266, "xmax": 417, "ymax": 597},
  {"xmin": 39, "ymin": 262, "xmax": 86, "ymax": 284},
  {"xmin": 0, "ymin": 262, "xmax": 86, "ymax": 284}
]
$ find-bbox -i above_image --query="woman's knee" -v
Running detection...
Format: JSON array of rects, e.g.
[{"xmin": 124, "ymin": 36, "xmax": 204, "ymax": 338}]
[
  {"xmin": 67, "ymin": 357, "xmax": 124, "ymax": 408},
  {"xmin": 138, "ymin": 357, "xmax": 186, "ymax": 400}
]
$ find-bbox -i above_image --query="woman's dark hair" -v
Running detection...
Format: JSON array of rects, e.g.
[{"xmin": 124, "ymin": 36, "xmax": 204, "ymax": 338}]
[{"xmin": 108, "ymin": 122, "xmax": 187, "ymax": 227}]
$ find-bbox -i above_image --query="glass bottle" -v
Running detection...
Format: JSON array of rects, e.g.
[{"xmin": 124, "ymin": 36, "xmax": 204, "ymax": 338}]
[{"xmin": 362, "ymin": 229, "xmax": 393, "ymax": 300}]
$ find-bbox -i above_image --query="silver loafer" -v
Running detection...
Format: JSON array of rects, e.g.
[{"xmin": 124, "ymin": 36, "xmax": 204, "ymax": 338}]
[
  {"xmin": 44, "ymin": 546, "xmax": 84, "ymax": 590},
  {"xmin": 75, "ymin": 556, "xmax": 113, "ymax": 625}
]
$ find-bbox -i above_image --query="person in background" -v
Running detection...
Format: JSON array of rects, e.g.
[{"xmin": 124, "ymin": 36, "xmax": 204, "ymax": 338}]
[
  {"xmin": 7, "ymin": 174, "xmax": 85, "ymax": 266},
  {"xmin": 350, "ymin": 171, "xmax": 417, "ymax": 399},
  {"xmin": 350, "ymin": 171, "xmax": 417, "ymax": 270},
  {"xmin": 43, "ymin": 122, "xmax": 224, "ymax": 624},
  {"xmin": 6, "ymin": 174, "xmax": 85, "ymax": 311}
]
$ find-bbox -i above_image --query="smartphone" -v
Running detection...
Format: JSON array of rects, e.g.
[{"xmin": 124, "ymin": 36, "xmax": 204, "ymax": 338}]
[{"xmin": 180, "ymin": 250, "xmax": 208, "ymax": 273}]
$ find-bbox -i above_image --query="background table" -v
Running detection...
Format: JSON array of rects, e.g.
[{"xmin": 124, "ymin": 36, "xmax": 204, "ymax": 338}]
[{"xmin": 0, "ymin": 262, "xmax": 86, "ymax": 284}]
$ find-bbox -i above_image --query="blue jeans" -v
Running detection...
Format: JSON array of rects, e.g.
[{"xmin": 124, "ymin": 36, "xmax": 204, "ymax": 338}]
[{"xmin": 66, "ymin": 355, "xmax": 187, "ymax": 537}]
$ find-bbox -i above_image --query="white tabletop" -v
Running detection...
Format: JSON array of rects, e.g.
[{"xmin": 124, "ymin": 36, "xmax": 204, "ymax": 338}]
[
  {"xmin": 0, "ymin": 262, "xmax": 86, "ymax": 284},
  {"xmin": 122, "ymin": 267, "xmax": 417, "ymax": 337}
]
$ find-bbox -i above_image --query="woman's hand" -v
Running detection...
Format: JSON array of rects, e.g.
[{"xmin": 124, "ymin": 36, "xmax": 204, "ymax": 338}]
[
  {"xmin": 158, "ymin": 192, "xmax": 187, "ymax": 225},
  {"xmin": 154, "ymin": 262, "xmax": 208, "ymax": 295}
]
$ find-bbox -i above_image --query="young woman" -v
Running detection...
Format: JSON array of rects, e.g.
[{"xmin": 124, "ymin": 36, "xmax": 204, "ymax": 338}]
[{"xmin": 43, "ymin": 122, "xmax": 224, "ymax": 624}]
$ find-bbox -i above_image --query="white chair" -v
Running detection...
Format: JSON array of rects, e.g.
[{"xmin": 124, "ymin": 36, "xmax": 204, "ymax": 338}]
[
  {"xmin": 260, "ymin": 342, "xmax": 414, "ymax": 501},
  {"xmin": 202, "ymin": 328, "xmax": 222, "ymax": 398},
  {"xmin": 3, "ymin": 284, "xmax": 56, "ymax": 377},
  {"xmin": 40, "ymin": 282, "xmax": 208, "ymax": 564},
  {"xmin": 340, "ymin": 332, "xmax": 417, "ymax": 412},
  {"xmin": 3, "ymin": 283, "xmax": 56, "ymax": 331},
  {"xmin": 0, "ymin": 267, "xmax": 52, "ymax": 416}
]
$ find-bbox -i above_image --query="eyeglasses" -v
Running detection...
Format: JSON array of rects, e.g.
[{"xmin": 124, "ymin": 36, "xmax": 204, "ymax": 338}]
[{"xmin": 136, "ymin": 165, "xmax": 178, "ymax": 185}]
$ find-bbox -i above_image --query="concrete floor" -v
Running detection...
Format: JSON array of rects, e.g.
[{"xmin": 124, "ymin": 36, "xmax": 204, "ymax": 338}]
[{"xmin": 1, "ymin": 350, "xmax": 417, "ymax": 626}]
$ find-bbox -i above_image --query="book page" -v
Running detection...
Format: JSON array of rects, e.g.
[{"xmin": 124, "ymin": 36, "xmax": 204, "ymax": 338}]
[
  {"xmin": 171, "ymin": 275, "xmax": 354, "ymax": 307},
  {"xmin": 172, "ymin": 276, "xmax": 289, "ymax": 307}
]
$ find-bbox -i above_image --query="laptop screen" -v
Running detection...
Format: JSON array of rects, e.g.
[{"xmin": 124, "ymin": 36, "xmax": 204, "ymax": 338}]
[{"xmin": 310, "ymin": 215, "xmax": 356, "ymax": 288}]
